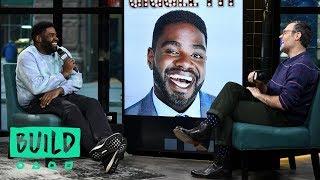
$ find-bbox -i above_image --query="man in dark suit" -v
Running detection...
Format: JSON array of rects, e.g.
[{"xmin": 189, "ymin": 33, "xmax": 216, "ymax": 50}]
[{"xmin": 125, "ymin": 10, "xmax": 215, "ymax": 118}]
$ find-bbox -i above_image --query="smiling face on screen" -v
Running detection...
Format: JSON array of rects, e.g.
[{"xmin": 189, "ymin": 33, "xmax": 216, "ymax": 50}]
[{"xmin": 147, "ymin": 23, "xmax": 206, "ymax": 112}]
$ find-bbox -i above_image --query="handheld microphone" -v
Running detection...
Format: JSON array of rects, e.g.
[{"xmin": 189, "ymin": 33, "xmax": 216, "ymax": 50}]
[
  {"xmin": 57, "ymin": 47, "xmax": 79, "ymax": 72},
  {"xmin": 254, "ymin": 70, "xmax": 268, "ymax": 81}
]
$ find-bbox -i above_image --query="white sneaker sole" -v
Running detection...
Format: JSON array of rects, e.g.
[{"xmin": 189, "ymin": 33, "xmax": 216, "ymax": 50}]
[{"xmin": 105, "ymin": 150, "xmax": 118, "ymax": 173}]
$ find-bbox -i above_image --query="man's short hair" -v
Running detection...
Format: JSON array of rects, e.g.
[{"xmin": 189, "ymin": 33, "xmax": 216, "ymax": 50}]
[
  {"xmin": 152, "ymin": 10, "xmax": 207, "ymax": 50},
  {"xmin": 292, "ymin": 21, "xmax": 312, "ymax": 48},
  {"xmin": 31, "ymin": 21, "xmax": 55, "ymax": 42}
]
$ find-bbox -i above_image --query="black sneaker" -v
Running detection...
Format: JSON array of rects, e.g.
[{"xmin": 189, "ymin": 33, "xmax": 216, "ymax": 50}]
[
  {"xmin": 103, "ymin": 150, "xmax": 119, "ymax": 173},
  {"xmin": 118, "ymin": 137, "xmax": 127, "ymax": 160},
  {"xmin": 89, "ymin": 133, "xmax": 122, "ymax": 161},
  {"xmin": 102, "ymin": 137, "xmax": 127, "ymax": 174}
]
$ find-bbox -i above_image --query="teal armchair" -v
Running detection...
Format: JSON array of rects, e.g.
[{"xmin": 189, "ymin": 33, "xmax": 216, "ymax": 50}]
[
  {"xmin": 3, "ymin": 63, "xmax": 62, "ymax": 157},
  {"xmin": 232, "ymin": 78, "xmax": 320, "ymax": 180}
]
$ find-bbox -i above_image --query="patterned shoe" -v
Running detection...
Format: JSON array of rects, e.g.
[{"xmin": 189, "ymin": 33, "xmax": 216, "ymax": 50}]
[
  {"xmin": 102, "ymin": 136, "xmax": 127, "ymax": 174},
  {"xmin": 118, "ymin": 137, "xmax": 127, "ymax": 160},
  {"xmin": 103, "ymin": 150, "xmax": 119, "ymax": 173},
  {"xmin": 89, "ymin": 133, "xmax": 122, "ymax": 161}
]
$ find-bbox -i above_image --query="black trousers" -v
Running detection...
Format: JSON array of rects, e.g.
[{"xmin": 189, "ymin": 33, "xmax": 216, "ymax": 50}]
[
  {"xmin": 207, "ymin": 82, "xmax": 303, "ymax": 145},
  {"xmin": 24, "ymin": 93, "xmax": 113, "ymax": 152}
]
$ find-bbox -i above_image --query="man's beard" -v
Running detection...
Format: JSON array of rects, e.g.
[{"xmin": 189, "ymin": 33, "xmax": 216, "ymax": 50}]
[
  {"xmin": 153, "ymin": 66, "xmax": 203, "ymax": 111},
  {"xmin": 280, "ymin": 42, "xmax": 287, "ymax": 53},
  {"xmin": 41, "ymin": 39, "xmax": 57, "ymax": 54},
  {"xmin": 280, "ymin": 43, "xmax": 284, "ymax": 52}
]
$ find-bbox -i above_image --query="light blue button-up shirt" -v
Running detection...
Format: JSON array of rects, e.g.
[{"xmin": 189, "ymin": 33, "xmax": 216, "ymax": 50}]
[
  {"xmin": 152, "ymin": 89, "xmax": 201, "ymax": 117},
  {"xmin": 16, "ymin": 45, "xmax": 83, "ymax": 107}
]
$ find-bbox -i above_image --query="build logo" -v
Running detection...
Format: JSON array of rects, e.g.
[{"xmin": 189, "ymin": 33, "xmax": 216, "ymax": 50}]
[{"xmin": 10, "ymin": 127, "xmax": 80, "ymax": 171}]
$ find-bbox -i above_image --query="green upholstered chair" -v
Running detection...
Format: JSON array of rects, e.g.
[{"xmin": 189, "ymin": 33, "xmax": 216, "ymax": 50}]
[
  {"xmin": 3, "ymin": 63, "xmax": 62, "ymax": 158},
  {"xmin": 3, "ymin": 63, "xmax": 62, "ymax": 127},
  {"xmin": 232, "ymin": 78, "xmax": 320, "ymax": 180}
]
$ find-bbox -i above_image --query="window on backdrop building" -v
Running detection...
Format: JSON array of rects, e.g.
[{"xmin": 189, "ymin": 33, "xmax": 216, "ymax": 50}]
[
  {"xmin": 1, "ymin": 15, "xmax": 53, "ymax": 130},
  {"xmin": 62, "ymin": 0, "xmax": 121, "ymax": 7},
  {"xmin": 61, "ymin": 13, "xmax": 123, "ymax": 123},
  {"xmin": 1, "ymin": 15, "xmax": 55, "ymax": 56},
  {"xmin": 0, "ymin": 0, "xmax": 53, "ymax": 7},
  {"xmin": 106, "ymin": 0, "xmax": 121, "ymax": 7},
  {"xmin": 61, "ymin": 14, "xmax": 99, "ymax": 101},
  {"xmin": 109, "ymin": 14, "xmax": 123, "ymax": 123},
  {"xmin": 63, "ymin": 0, "xmax": 99, "ymax": 7},
  {"xmin": 280, "ymin": 0, "xmax": 320, "ymax": 66},
  {"xmin": 281, "ymin": 0, "xmax": 320, "ymax": 7},
  {"xmin": 0, "ymin": 0, "xmax": 120, "ymax": 8}
]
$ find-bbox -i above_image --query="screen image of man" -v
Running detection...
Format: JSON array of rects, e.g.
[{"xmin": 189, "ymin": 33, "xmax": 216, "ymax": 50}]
[
  {"xmin": 15, "ymin": 21, "xmax": 126, "ymax": 173},
  {"xmin": 125, "ymin": 10, "xmax": 215, "ymax": 118}
]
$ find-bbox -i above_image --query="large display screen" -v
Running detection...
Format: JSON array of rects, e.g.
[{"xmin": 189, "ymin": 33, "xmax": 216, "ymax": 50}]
[{"xmin": 124, "ymin": 1, "xmax": 243, "ymax": 118}]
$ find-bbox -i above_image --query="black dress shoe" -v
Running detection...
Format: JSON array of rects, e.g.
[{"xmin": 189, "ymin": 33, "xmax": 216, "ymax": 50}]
[
  {"xmin": 191, "ymin": 163, "xmax": 231, "ymax": 179},
  {"xmin": 173, "ymin": 122, "xmax": 212, "ymax": 151}
]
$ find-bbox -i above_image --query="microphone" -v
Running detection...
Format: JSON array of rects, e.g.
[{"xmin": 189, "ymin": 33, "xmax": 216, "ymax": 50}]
[
  {"xmin": 57, "ymin": 47, "xmax": 79, "ymax": 72},
  {"xmin": 254, "ymin": 70, "xmax": 268, "ymax": 81}
]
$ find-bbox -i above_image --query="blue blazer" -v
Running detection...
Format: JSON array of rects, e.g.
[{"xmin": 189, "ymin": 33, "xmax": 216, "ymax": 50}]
[{"xmin": 125, "ymin": 89, "xmax": 215, "ymax": 118}]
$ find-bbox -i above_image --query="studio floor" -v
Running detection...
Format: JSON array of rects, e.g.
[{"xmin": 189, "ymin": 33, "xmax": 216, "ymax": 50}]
[{"xmin": 0, "ymin": 137, "xmax": 317, "ymax": 180}]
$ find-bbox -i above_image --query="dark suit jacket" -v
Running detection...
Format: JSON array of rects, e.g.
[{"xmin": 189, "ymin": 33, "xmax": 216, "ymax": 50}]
[{"xmin": 125, "ymin": 89, "xmax": 215, "ymax": 118}]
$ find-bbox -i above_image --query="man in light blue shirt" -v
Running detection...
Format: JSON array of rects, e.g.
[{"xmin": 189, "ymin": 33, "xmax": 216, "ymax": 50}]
[{"xmin": 16, "ymin": 21, "xmax": 126, "ymax": 173}]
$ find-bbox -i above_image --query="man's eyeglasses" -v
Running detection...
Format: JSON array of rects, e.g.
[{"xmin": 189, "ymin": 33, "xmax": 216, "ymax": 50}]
[{"xmin": 282, "ymin": 30, "xmax": 297, "ymax": 35}]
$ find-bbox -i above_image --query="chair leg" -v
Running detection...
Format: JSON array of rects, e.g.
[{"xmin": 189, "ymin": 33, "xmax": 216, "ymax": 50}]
[
  {"xmin": 311, "ymin": 150, "xmax": 320, "ymax": 180},
  {"xmin": 241, "ymin": 151, "xmax": 249, "ymax": 180},
  {"xmin": 288, "ymin": 155, "xmax": 296, "ymax": 170}
]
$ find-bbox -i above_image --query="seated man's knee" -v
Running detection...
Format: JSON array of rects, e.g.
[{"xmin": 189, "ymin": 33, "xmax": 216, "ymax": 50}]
[
  {"xmin": 63, "ymin": 102, "xmax": 81, "ymax": 116},
  {"xmin": 62, "ymin": 103, "xmax": 84, "ymax": 125},
  {"xmin": 224, "ymin": 81, "xmax": 241, "ymax": 89},
  {"xmin": 86, "ymin": 98, "xmax": 101, "ymax": 108}
]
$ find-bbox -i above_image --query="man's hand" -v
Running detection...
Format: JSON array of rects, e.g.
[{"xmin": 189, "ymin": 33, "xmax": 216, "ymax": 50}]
[
  {"xmin": 62, "ymin": 58, "xmax": 76, "ymax": 78},
  {"xmin": 246, "ymin": 86, "xmax": 261, "ymax": 98},
  {"xmin": 39, "ymin": 87, "xmax": 64, "ymax": 108},
  {"xmin": 247, "ymin": 71, "xmax": 257, "ymax": 83},
  {"xmin": 248, "ymin": 71, "xmax": 267, "ymax": 93},
  {"xmin": 247, "ymin": 86, "xmax": 284, "ymax": 110}
]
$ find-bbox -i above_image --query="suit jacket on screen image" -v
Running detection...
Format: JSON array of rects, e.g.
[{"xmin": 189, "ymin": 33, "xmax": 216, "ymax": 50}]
[{"xmin": 125, "ymin": 89, "xmax": 215, "ymax": 118}]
